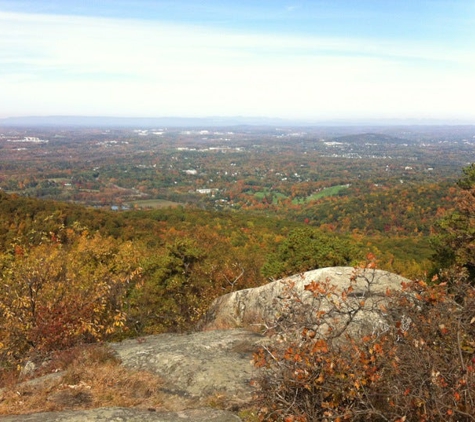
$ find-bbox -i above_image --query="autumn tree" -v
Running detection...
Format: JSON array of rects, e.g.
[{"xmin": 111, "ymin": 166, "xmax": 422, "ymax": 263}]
[{"xmin": 0, "ymin": 225, "xmax": 141, "ymax": 366}]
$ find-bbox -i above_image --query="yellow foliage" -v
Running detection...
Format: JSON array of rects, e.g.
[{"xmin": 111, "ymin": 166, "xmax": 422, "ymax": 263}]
[{"xmin": 0, "ymin": 228, "xmax": 141, "ymax": 365}]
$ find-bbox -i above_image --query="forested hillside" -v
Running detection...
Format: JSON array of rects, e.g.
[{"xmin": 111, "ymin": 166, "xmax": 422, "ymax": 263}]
[{"xmin": 0, "ymin": 191, "xmax": 359, "ymax": 362}]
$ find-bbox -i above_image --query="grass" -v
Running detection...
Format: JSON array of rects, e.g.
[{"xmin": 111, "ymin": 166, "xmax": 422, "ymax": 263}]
[
  {"xmin": 251, "ymin": 185, "xmax": 349, "ymax": 205},
  {"xmin": 238, "ymin": 408, "xmax": 260, "ymax": 422},
  {"xmin": 0, "ymin": 344, "xmax": 164, "ymax": 416},
  {"xmin": 252, "ymin": 190, "xmax": 287, "ymax": 204},
  {"xmin": 292, "ymin": 185, "xmax": 349, "ymax": 204}
]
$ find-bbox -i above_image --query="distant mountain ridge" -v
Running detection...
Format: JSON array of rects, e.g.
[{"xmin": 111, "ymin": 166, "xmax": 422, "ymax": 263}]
[
  {"xmin": 0, "ymin": 115, "xmax": 291, "ymax": 128},
  {"xmin": 330, "ymin": 132, "xmax": 413, "ymax": 145},
  {"xmin": 1, "ymin": 115, "xmax": 473, "ymax": 128}
]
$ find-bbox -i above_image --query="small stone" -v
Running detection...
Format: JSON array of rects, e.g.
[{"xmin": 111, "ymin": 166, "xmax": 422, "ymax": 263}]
[{"xmin": 19, "ymin": 361, "xmax": 36, "ymax": 378}]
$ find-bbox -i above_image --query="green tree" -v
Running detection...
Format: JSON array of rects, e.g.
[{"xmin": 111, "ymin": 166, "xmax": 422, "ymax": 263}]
[
  {"xmin": 433, "ymin": 164, "xmax": 475, "ymax": 281},
  {"xmin": 128, "ymin": 238, "xmax": 207, "ymax": 334},
  {"xmin": 261, "ymin": 227, "xmax": 359, "ymax": 279}
]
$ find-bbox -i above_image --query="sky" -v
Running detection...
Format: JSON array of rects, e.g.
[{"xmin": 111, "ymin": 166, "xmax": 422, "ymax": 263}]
[{"xmin": 1, "ymin": 0, "xmax": 475, "ymax": 122}]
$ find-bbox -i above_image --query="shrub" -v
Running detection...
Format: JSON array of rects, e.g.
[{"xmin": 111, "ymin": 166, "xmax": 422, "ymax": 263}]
[
  {"xmin": 0, "ymin": 226, "xmax": 141, "ymax": 367},
  {"xmin": 254, "ymin": 261, "xmax": 475, "ymax": 421},
  {"xmin": 0, "ymin": 344, "xmax": 163, "ymax": 415}
]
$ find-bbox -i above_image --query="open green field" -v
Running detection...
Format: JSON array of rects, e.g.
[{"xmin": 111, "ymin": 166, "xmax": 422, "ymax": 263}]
[
  {"xmin": 252, "ymin": 185, "xmax": 349, "ymax": 205},
  {"xmin": 253, "ymin": 190, "xmax": 287, "ymax": 204},
  {"xmin": 304, "ymin": 184, "xmax": 349, "ymax": 201},
  {"xmin": 292, "ymin": 185, "xmax": 349, "ymax": 204}
]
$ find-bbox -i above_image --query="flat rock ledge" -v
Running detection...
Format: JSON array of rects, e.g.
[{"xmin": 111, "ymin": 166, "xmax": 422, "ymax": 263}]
[
  {"xmin": 109, "ymin": 328, "xmax": 267, "ymax": 410},
  {"xmin": 0, "ymin": 407, "xmax": 241, "ymax": 422}
]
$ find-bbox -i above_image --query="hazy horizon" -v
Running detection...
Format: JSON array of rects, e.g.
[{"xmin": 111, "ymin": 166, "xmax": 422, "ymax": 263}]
[
  {"xmin": 3, "ymin": 115, "xmax": 475, "ymax": 129},
  {"xmin": 1, "ymin": 1, "xmax": 474, "ymax": 122}
]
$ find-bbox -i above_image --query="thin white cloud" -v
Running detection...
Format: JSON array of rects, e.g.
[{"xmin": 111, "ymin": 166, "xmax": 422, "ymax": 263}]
[
  {"xmin": 0, "ymin": 10, "xmax": 474, "ymax": 119},
  {"xmin": 286, "ymin": 5, "xmax": 300, "ymax": 12}
]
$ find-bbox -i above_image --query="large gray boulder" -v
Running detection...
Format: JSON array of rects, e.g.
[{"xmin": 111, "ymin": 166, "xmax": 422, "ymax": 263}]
[{"xmin": 200, "ymin": 266, "xmax": 410, "ymax": 331}]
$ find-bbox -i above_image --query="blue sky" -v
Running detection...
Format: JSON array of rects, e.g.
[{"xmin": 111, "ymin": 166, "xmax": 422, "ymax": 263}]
[{"xmin": 1, "ymin": 0, "xmax": 474, "ymax": 121}]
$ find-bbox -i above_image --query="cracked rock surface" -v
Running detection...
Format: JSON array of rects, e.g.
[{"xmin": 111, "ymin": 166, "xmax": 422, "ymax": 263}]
[
  {"xmin": 109, "ymin": 329, "xmax": 267, "ymax": 408},
  {"xmin": 201, "ymin": 266, "xmax": 410, "ymax": 330}
]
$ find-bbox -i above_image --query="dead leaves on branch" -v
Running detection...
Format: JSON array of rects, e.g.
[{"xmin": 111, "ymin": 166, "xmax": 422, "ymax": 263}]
[{"xmin": 254, "ymin": 262, "xmax": 475, "ymax": 421}]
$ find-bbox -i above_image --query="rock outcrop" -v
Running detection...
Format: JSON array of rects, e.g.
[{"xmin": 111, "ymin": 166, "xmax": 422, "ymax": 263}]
[{"xmin": 200, "ymin": 266, "xmax": 410, "ymax": 331}]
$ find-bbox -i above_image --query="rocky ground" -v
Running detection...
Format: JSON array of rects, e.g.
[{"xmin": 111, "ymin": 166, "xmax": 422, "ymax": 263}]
[
  {"xmin": 0, "ymin": 407, "xmax": 242, "ymax": 422},
  {"xmin": 109, "ymin": 329, "xmax": 268, "ymax": 412},
  {"xmin": 0, "ymin": 329, "xmax": 266, "ymax": 422},
  {"xmin": 0, "ymin": 267, "xmax": 408, "ymax": 421}
]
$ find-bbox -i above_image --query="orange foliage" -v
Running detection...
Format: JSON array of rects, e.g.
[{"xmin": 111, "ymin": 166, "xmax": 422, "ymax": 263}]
[{"xmin": 254, "ymin": 265, "xmax": 475, "ymax": 421}]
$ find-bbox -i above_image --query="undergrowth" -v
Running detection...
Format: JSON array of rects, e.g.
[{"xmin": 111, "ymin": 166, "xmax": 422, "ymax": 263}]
[{"xmin": 0, "ymin": 343, "xmax": 163, "ymax": 415}]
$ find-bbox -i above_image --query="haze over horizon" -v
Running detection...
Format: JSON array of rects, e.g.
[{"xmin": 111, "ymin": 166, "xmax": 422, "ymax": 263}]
[{"xmin": 1, "ymin": 1, "xmax": 474, "ymax": 123}]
